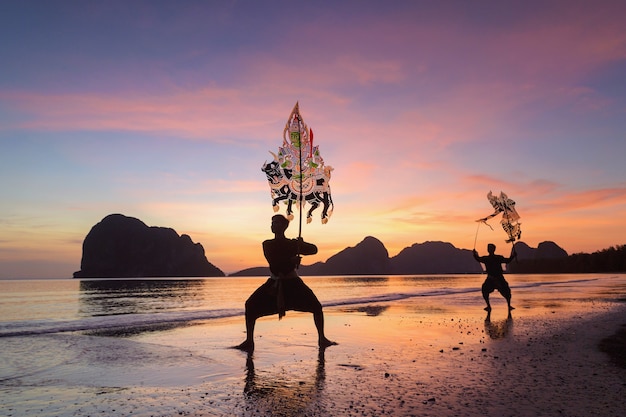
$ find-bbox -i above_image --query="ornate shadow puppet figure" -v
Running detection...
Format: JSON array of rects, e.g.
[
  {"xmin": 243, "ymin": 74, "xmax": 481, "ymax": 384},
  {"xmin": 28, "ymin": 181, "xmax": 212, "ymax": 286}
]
[{"xmin": 261, "ymin": 102, "xmax": 334, "ymax": 226}]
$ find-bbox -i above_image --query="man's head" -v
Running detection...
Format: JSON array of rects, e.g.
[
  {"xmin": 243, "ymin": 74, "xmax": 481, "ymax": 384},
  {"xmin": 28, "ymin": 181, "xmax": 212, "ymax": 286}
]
[
  {"xmin": 271, "ymin": 214, "xmax": 290, "ymax": 234},
  {"xmin": 487, "ymin": 243, "xmax": 496, "ymax": 254}
]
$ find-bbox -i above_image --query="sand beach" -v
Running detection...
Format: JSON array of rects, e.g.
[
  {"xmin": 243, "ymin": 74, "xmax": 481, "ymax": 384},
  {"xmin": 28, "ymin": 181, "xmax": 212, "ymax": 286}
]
[{"xmin": 2, "ymin": 274, "xmax": 626, "ymax": 417}]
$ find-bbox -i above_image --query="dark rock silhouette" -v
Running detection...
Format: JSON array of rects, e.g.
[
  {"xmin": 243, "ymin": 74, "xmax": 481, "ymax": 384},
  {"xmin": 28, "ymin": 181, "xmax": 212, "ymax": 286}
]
[
  {"xmin": 73, "ymin": 214, "xmax": 224, "ymax": 278},
  {"xmin": 72, "ymin": 214, "xmax": 616, "ymax": 277},
  {"xmin": 301, "ymin": 236, "xmax": 391, "ymax": 275},
  {"xmin": 511, "ymin": 241, "xmax": 535, "ymax": 260},
  {"xmin": 536, "ymin": 241, "xmax": 568, "ymax": 258},
  {"xmin": 391, "ymin": 241, "xmax": 482, "ymax": 274},
  {"xmin": 513, "ymin": 241, "xmax": 568, "ymax": 260},
  {"xmin": 230, "ymin": 239, "xmax": 572, "ymax": 276},
  {"xmin": 508, "ymin": 240, "xmax": 570, "ymax": 273},
  {"xmin": 229, "ymin": 266, "xmax": 271, "ymax": 277}
]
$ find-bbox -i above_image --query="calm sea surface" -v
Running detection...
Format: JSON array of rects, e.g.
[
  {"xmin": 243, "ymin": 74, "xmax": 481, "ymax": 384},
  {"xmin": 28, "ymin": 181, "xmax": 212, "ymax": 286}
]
[{"xmin": 1, "ymin": 274, "xmax": 625, "ymax": 338}]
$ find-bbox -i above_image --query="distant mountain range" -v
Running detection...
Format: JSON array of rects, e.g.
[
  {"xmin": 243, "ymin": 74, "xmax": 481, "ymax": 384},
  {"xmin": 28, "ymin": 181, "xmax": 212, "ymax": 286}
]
[
  {"xmin": 229, "ymin": 237, "xmax": 570, "ymax": 276},
  {"xmin": 75, "ymin": 214, "xmax": 623, "ymax": 278}
]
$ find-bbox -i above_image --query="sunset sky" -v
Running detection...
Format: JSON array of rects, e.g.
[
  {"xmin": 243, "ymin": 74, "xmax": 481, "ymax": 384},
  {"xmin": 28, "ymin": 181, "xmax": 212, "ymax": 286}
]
[{"xmin": 1, "ymin": 1, "xmax": 625, "ymax": 278}]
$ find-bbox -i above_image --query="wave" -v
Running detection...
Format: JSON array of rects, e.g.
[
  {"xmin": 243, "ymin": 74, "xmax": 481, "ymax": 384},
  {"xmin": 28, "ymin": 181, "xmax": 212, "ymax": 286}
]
[
  {"xmin": 0, "ymin": 308, "xmax": 244, "ymax": 338},
  {"xmin": 0, "ymin": 277, "xmax": 602, "ymax": 338},
  {"xmin": 326, "ymin": 276, "xmax": 601, "ymax": 305}
]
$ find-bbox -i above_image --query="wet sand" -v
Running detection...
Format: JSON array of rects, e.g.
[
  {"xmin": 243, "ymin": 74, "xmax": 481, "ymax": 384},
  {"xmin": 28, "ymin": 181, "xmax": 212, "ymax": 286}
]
[{"xmin": 3, "ymin": 298, "xmax": 626, "ymax": 416}]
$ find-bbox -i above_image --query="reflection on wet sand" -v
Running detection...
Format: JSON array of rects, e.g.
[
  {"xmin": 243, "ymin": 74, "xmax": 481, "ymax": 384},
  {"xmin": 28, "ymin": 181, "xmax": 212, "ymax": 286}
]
[
  {"xmin": 243, "ymin": 349, "xmax": 327, "ymax": 416},
  {"xmin": 484, "ymin": 310, "xmax": 513, "ymax": 339},
  {"xmin": 340, "ymin": 305, "xmax": 390, "ymax": 316},
  {"xmin": 339, "ymin": 276, "xmax": 389, "ymax": 284}
]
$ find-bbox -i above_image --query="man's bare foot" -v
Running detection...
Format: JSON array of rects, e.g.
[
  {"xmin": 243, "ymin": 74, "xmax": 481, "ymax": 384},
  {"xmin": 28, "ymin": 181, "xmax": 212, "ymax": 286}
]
[
  {"xmin": 508, "ymin": 306, "xmax": 515, "ymax": 311},
  {"xmin": 319, "ymin": 337, "xmax": 337, "ymax": 348},
  {"xmin": 233, "ymin": 340, "xmax": 254, "ymax": 352},
  {"xmin": 484, "ymin": 306, "xmax": 492, "ymax": 312}
]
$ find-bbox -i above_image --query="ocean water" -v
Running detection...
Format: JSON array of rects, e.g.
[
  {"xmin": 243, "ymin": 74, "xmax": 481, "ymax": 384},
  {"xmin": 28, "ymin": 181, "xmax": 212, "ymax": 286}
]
[
  {"xmin": 1, "ymin": 273, "xmax": 625, "ymax": 339},
  {"xmin": 2, "ymin": 274, "xmax": 626, "ymax": 417}
]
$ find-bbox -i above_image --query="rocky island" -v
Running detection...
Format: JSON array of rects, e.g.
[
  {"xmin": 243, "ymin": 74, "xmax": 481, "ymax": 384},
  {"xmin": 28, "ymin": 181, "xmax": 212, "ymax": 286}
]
[{"xmin": 73, "ymin": 214, "xmax": 224, "ymax": 278}]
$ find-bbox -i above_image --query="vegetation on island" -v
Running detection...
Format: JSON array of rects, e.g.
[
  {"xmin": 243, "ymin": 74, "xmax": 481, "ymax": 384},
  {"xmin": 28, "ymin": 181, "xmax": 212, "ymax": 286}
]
[{"xmin": 509, "ymin": 245, "xmax": 626, "ymax": 274}]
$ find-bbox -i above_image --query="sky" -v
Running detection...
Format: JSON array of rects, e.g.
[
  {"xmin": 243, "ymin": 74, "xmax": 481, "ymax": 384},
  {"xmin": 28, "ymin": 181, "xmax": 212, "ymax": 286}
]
[{"xmin": 1, "ymin": 1, "xmax": 625, "ymax": 278}]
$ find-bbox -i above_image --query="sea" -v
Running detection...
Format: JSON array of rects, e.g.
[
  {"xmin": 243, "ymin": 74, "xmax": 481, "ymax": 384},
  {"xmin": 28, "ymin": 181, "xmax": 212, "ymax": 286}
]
[
  {"xmin": 2, "ymin": 273, "xmax": 625, "ymax": 339},
  {"xmin": 2, "ymin": 274, "xmax": 626, "ymax": 416}
]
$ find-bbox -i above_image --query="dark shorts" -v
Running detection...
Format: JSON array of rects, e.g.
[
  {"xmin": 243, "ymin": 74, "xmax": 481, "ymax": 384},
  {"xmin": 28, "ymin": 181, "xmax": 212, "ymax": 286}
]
[
  {"xmin": 245, "ymin": 277, "xmax": 323, "ymax": 318},
  {"xmin": 482, "ymin": 275, "xmax": 511, "ymax": 298}
]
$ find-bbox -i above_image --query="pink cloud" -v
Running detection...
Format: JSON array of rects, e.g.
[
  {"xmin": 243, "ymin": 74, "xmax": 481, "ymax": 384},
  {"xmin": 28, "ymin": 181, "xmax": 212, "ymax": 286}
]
[
  {"xmin": 530, "ymin": 187, "xmax": 626, "ymax": 214},
  {"xmin": 463, "ymin": 175, "xmax": 562, "ymax": 196},
  {"xmin": 0, "ymin": 89, "xmax": 295, "ymax": 142}
]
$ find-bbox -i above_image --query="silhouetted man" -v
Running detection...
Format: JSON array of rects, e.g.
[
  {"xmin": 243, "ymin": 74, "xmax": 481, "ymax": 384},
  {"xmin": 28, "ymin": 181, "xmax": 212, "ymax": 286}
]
[
  {"xmin": 235, "ymin": 214, "xmax": 336, "ymax": 352},
  {"xmin": 473, "ymin": 243, "xmax": 516, "ymax": 312}
]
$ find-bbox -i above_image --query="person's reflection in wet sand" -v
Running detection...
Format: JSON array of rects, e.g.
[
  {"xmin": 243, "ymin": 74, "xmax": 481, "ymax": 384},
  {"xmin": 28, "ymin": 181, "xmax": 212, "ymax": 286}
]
[
  {"xmin": 243, "ymin": 349, "xmax": 327, "ymax": 415},
  {"xmin": 484, "ymin": 310, "xmax": 513, "ymax": 340}
]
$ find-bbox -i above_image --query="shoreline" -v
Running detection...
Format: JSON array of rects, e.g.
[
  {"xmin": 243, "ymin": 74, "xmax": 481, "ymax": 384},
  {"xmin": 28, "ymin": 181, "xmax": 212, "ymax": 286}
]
[{"xmin": 3, "ymin": 297, "xmax": 626, "ymax": 416}]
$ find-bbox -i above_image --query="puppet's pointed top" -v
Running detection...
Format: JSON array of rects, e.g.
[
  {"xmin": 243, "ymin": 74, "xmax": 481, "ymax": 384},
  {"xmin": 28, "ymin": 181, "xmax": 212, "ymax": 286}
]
[
  {"xmin": 283, "ymin": 101, "xmax": 309, "ymax": 147},
  {"xmin": 287, "ymin": 102, "xmax": 300, "ymax": 123},
  {"xmin": 288, "ymin": 102, "xmax": 301, "ymax": 124}
]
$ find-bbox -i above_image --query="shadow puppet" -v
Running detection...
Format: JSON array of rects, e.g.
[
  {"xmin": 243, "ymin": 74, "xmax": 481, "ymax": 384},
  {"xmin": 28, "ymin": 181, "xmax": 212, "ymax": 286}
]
[
  {"xmin": 484, "ymin": 310, "xmax": 513, "ymax": 340},
  {"xmin": 243, "ymin": 349, "xmax": 327, "ymax": 416}
]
